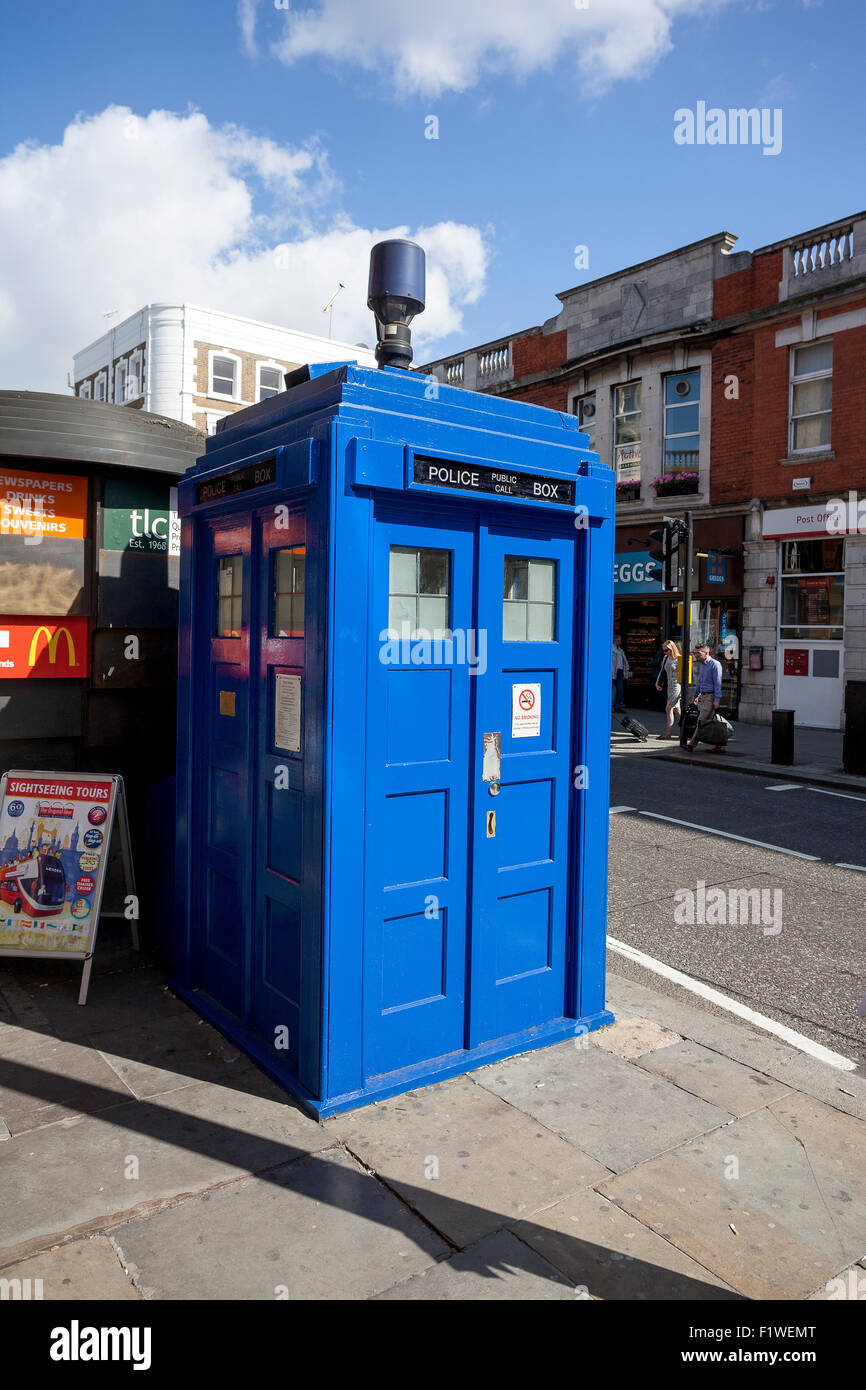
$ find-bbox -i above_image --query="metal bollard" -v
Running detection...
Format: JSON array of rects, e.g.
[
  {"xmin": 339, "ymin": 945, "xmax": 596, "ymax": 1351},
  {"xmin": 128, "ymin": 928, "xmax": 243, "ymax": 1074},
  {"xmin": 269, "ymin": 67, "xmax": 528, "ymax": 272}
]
[
  {"xmin": 843, "ymin": 681, "xmax": 866, "ymax": 776},
  {"xmin": 771, "ymin": 708, "xmax": 795, "ymax": 766}
]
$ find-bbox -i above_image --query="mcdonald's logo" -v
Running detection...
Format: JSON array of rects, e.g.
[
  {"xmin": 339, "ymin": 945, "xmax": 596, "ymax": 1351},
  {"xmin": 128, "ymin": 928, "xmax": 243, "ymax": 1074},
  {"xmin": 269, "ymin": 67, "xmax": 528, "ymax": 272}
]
[
  {"xmin": 0, "ymin": 618, "xmax": 88, "ymax": 679},
  {"xmin": 28, "ymin": 625, "xmax": 77, "ymax": 667}
]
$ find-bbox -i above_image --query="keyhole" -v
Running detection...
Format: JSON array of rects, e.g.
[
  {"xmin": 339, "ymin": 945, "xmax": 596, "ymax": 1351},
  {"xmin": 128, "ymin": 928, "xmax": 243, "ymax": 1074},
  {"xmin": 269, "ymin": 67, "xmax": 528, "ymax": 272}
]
[{"xmin": 486, "ymin": 810, "xmax": 496, "ymax": 838}]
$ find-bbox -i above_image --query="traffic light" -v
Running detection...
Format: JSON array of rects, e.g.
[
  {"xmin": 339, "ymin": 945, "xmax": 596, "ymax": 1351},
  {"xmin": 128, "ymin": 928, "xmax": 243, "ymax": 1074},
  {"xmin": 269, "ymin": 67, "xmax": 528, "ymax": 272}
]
[{"xmin": 648, "ymin": 522, "xmax": 677, "ymax": 590}]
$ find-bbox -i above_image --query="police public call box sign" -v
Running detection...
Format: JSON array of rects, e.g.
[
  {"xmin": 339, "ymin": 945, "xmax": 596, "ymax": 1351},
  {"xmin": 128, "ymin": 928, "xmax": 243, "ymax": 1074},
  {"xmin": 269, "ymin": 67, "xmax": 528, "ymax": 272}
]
[{"xmin": 414, "ymin": 456, "xmax": 576, "ymax": 506}]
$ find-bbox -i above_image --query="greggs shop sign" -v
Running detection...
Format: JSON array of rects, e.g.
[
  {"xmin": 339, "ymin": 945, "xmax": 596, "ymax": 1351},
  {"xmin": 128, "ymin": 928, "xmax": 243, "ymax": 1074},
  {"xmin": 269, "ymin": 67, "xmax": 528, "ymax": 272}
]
[{"xmin": 0, "ymin": 618, "xmax": 88, "ymax": 678}]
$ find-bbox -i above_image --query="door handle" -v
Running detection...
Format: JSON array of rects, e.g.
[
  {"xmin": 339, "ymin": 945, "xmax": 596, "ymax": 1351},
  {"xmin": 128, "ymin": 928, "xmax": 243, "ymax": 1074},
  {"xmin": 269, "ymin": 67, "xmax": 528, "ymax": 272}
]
[{"xmin": 486, "ymin": 810, "xmax": 496, "ymax": 838}]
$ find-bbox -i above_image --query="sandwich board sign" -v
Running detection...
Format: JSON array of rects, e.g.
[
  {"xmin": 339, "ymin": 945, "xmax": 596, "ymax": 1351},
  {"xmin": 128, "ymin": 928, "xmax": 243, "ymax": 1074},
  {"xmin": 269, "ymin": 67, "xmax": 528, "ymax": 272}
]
[{"xmin": 0, "ymin": 770, "xmax": 137, "ymax": 1004}]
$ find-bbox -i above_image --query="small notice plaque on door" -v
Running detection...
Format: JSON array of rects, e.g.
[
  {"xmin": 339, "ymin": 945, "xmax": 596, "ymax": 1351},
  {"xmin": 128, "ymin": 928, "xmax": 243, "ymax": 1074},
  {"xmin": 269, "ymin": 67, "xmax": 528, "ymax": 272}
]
[
  {"xmin": 275, "ymin": 673, "xmax": 302, "ymax": 752},
  {"xmin": 511, "ymin": 683, "xmax": 541, "ymax": 738}
]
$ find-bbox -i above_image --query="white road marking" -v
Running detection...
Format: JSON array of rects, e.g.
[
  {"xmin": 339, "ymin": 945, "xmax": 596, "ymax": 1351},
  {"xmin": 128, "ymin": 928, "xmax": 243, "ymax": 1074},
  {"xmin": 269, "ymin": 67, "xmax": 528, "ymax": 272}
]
[
  {"xmin": 811, "ymin": 787, "xmax": 866, "ymax": 804},
  {"xmin": 765, "ymin": 783, "xmax": 802, "ymax": 792},
  {"xmin": 607, "ymin": 935, "xmax": 857, "ymax": 1072},
  {"xmin": 609, "ymin": 806, "xmax": 636, "ymax": 815},
  {"xmin": 836, "ymin": 862, "xmax": 866, "ymax": 872},
  {"xmin": 638, "ymin": 811, "xmax": 820, "ymax": 861}
]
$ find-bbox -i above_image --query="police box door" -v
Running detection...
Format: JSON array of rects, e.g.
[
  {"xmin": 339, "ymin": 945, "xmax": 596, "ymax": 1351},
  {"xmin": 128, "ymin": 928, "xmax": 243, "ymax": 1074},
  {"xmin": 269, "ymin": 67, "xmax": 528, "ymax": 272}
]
[{"xmin": 365, "ymin": 505, "xmax": 575, "ymax": 1080}]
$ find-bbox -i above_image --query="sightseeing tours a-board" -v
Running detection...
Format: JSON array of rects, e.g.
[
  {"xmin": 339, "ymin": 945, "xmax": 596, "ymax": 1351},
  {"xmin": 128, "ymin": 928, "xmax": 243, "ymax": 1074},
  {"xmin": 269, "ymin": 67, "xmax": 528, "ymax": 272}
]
[{"xmin": 0, "ymin": 770, "xmax": 137, "ymax": 1004}]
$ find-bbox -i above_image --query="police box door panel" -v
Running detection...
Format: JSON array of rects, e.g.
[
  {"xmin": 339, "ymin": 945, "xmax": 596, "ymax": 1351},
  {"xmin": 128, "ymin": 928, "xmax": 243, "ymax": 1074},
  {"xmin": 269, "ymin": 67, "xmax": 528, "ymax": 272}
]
[
  {"xmin": 366, "ymin": 504, "xmax": 575, "ymax": 1080},
  {"xmin": 365, "ymin": 510, "xmax": 475, "ymax": 1078},
  {"xmin": 193, "ymin": 515, "xmax": 253, "ymax": 1019},
  {"xmin": 250, "ymin": 506, "xmax": 314, "ymax": 1087},
  {"xmin": 470, "ymin": 523, "xmax": 574, "ymax": 1044}
]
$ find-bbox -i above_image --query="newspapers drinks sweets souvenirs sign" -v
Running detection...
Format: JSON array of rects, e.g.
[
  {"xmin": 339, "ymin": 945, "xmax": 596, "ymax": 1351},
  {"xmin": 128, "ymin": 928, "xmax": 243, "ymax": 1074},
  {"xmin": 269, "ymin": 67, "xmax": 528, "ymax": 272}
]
[
  {"xmin": 195, "ymin": 457, "xmax": 277, "ymax": 505},
  {"xmin": 512, "ymin": 683, "xmax": 541, "ymax": 738},
  {"xmin": 0, "ymin": 467, "xmax": 88, "ymax": 540},
  {"xmin": 0, "ymin": 771, "xmax": 138, "ymax": 1005},
  {"xmin": 413, "ymin": 457, "xmax": 576, "ymax": 507}
]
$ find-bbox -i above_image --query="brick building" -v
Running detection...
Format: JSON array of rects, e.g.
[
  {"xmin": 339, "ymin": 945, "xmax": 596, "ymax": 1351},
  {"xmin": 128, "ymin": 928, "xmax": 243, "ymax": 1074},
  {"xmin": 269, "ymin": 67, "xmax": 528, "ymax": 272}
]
[
  {"xmin": 423, "ymin": 211, "xmax": 866, "ymax": 728},
  {"xmin": 424, "ymin": 233, "xmax": 747, "ymax": 715},
  {"xmin": 711, "ymin": 212, "xmax": 866, "ymax": 728},
  {"xmin": 73, "ymin": 304, "xmax": 377, "ymax": 436}
]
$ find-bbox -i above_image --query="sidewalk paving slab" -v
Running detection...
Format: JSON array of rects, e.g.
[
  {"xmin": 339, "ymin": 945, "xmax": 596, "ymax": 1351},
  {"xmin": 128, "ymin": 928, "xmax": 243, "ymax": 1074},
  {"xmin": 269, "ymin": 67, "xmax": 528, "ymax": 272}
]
[
  {"xmin": 510, "ymin": 1187, "xmax": 742, "ymax": 1300},
  {"xmin": 606, "ymin": 971, "xmax": 866, "ymax": 1123},
  {"xmin": 329, "ymin": 1073, "xmax": 611, "ymax": 1248},
  {"xmin": 0, "ymin": 1236, "xmax": 140, "ymax": 1300},
  {"xmin": 473, "ymin": 1041, "xmax": 732, "ymax": 1172},
  {"xmin": 84, "ymin": 1012, "xmax": 279, "ymax": 1102},
  {"xmin": 598, "ymin": 1149, "xmax": 841, "ymax": 1300},
  {"xmin": 0, "ymin": 1035, "xmax": 136, "ymax": 1136},
  {"xmin": 590, "ymin": 1017, "xmax": 682, "ymax": 1060},
  {"xmin": 635, "ymin": 1041, "xmax": 793, "ymax": 1117},
  {"xmin": 372, "ymin": 1229, "xmax": 576, "ymax": 1301},
  {"xmin": 111, "ymin": 1149, "xmax": 448, "ymax": 1301},
  {"xmin": 0, "ymin": 1078, "xmax": 334, "ymax": 1259}
]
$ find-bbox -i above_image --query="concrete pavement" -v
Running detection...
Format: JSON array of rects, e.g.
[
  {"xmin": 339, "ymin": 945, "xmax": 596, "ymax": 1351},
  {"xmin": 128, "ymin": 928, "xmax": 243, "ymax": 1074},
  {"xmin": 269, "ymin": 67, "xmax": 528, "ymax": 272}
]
[{"xmin": 1, "ymin": 932, "xmax": 865, "ymax": 1300}]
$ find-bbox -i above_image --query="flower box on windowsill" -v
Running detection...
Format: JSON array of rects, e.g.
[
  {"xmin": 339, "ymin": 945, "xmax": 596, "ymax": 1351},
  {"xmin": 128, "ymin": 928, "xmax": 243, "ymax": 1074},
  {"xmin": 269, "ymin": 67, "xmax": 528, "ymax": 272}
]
[
  {"xmin": 616, "ymin": 484, "xmax": 641, "ymax": 503},
  {"xmin": 652, "ymin": 472, "xmax": 700, "ymax": 498}
]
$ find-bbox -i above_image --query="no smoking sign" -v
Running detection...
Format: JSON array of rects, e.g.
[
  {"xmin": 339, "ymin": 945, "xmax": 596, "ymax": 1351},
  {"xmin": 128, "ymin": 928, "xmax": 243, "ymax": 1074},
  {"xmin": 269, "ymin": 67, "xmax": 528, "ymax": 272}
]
[{"xmin": 512, "ymin": 683, "xmax": 541, "ymax": 738}]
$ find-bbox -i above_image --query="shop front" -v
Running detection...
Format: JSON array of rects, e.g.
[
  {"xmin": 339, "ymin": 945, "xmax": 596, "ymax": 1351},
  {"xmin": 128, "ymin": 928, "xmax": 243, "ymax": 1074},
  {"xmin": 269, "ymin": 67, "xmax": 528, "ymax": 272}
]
[
  {"xmin": 761, "ymin": 502, "xmax": 857, "ymax": 730},
  {"xmin": 614, "ymin": 515, "xmax": 744, "ymax": 715}
]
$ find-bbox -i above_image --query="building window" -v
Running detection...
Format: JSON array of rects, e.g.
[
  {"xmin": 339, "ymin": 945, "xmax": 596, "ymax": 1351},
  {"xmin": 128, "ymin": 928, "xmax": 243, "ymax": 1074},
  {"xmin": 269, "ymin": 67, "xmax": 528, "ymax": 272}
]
[
  {"xmin": 216, "ymin": 555, "xmax": 243, "ymax": 638},
  {"xmin": 115, "ymin": 361, "xmax": 128, "ymax": 404},
  {"xmin": 780, "ymin": 539, "xmax": 844, "ymax": 641},
  {"xmin": 128, "ymin": 351, "xmax": 143, "ymax": 399},
  {"xmin": 503, "ymin": 557, "xmax": 556, "ymax": 641},
  {"xmin": 258, "ymin": 364, "xmax": 283, "ymax": 402},
  {"xmin": 663, "ymin": 370, "xmax": 700, "ymax": 470},
  {"xmin": 790, "ymin": 341, "xmax": 832, "ymax": 453},
  {"xmin": 79, "ymin": 382, "xmax": 91, "ymax": 399},
  {"xmin": 573, "ymin": 393, "xmax": 596, "ymax": 452},
  {"xmin": 613, "ymin": 382, "xmax": 641, "ymax": 485},
  {"xmin": 210, "ymin": 352, "xmax": 240, "ymax": 400},
  {"xmin": 273, "ymin": 546, "xmax": 305, "ymax": 637},
  {"xmin": 388, "ymin": 547, "xmax": 450, "ymax": 638},
  {"xmin": 95, "ymin": 372, "xmax": 107, "ymax": 402}
]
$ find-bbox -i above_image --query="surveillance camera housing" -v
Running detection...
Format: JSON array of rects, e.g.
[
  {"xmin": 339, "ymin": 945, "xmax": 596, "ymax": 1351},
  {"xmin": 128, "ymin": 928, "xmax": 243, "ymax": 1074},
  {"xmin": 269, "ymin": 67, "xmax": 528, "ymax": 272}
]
[{"xmin": 367, "ymin": 239, "xmax": 426, "ymax": 370}]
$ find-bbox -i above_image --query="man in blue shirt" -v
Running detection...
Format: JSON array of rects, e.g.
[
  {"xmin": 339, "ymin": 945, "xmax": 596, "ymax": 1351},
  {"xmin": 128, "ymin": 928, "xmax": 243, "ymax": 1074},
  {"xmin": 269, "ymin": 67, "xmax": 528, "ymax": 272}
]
[{"xmin": 685, "ymin": 642, "xmax": 722, "ymax": 751}]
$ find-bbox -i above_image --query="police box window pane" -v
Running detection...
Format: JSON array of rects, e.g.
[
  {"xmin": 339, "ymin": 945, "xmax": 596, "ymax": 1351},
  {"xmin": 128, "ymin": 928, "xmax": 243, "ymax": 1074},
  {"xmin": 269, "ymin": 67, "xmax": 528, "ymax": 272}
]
[
  {"xmin": 274, "ymin": 546, "xmax": 305, "ymax": 637},
  {"xmin": 212, "ymin": 357, "xmax": 236, "ymax": 397},
  {"xmin": 389, "ymin": 546, "xmax": 450, "ymax": 637},
  {"xmin": 216, "ymin": 555, "xmax": 242, "ymax": 637},
  {"xmin": 503, "ymin": 557, "xmax": 556, "ymax": 641}
]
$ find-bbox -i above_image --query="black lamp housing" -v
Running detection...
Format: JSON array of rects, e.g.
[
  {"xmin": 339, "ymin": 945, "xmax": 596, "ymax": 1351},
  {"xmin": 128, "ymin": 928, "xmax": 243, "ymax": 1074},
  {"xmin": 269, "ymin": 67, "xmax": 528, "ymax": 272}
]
[{"xmin": 367, "ymin": 238, "xmax": 426, "ymax": 370}]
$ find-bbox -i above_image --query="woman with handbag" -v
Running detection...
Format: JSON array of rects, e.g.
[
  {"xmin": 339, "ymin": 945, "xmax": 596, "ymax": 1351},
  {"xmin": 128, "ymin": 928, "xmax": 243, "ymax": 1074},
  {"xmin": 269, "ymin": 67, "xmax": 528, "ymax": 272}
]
[{"xmin": 655, "ymin": 639, "xmax": 682, "ymax": 739}]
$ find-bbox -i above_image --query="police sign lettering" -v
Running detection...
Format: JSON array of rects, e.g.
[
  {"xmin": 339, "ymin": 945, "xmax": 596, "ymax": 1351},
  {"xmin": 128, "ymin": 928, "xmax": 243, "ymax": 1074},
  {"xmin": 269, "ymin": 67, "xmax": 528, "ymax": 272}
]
[{"xmin": 414, "ymin": 457, "xmax": 575, "ymax": 506}]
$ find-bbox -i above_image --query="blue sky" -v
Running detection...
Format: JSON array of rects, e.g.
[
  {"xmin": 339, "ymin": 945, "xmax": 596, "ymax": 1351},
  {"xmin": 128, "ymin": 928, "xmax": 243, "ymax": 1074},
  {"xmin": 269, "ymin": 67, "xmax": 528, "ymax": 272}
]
[{"xmin": 1, "ymin": 0, "xmax": 863, "ymax": 387}]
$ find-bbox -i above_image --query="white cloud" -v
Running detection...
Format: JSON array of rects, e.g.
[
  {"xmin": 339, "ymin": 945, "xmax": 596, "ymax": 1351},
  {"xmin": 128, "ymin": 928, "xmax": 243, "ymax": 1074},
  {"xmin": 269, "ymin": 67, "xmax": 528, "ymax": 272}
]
[
  {"xmin": 0, "ymin": 106, "xmax": 489, "ymax": 391},
  {"xmin": 257, "ymin": 0, "xmax": 735, "ymax": 97}
]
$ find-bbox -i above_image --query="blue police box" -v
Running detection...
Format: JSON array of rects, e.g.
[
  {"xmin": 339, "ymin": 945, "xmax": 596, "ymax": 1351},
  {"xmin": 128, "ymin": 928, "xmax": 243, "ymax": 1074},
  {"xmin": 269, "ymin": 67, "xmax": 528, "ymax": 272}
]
[{"xmin": 172, "ymin": 254, "xmax": 614, "ymax": 1117}]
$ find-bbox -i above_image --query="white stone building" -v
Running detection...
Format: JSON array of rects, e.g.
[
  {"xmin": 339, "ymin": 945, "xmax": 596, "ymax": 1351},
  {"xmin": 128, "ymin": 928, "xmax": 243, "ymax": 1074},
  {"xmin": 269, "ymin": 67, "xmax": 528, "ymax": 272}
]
[{"xmin": 73, "ymin": 304, "xmax": 377, "ymax": 435}]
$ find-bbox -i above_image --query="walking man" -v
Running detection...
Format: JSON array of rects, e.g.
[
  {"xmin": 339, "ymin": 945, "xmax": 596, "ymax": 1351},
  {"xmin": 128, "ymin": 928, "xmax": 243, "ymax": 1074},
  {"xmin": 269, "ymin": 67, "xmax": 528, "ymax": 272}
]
[
  {"xmin": 612, "ymin": 634, "xmax": 630, "ymax": 713},
  {"xmin": 684, "ymin": 642, "xmax": 722, "ymax": 750}
]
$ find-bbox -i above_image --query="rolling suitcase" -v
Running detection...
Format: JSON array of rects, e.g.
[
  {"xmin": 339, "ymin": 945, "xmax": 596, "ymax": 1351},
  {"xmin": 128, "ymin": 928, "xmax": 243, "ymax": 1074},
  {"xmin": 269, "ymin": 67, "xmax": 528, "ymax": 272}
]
[
  {"xmin": 681, "ymin": 706, "xmax": 700, "ymax": 743},
  {"xmin": 619, "ymin": 715, "xmax": 649, "ymax": 742}
]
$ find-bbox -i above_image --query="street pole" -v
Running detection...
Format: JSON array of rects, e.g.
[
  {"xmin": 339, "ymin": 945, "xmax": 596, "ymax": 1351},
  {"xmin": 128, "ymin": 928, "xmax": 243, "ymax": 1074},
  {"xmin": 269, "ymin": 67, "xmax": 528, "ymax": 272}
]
[{"xmin": 678, "ymin": 510, "xmax": 693, "ymax": 746}]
